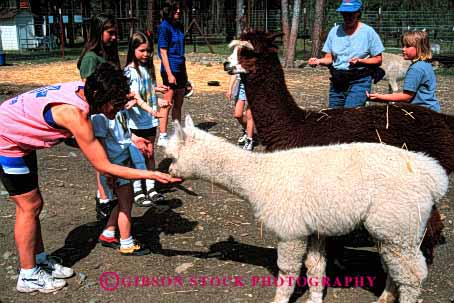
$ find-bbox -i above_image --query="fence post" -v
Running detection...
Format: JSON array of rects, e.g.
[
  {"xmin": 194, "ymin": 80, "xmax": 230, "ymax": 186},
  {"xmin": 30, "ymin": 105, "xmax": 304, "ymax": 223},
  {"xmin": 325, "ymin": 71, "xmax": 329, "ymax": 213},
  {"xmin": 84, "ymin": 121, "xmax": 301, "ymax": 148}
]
[
  {"xmin": 377, "ymin": 7, "xmax": 382, "ymax": 36},
  {"xmin": 59, "ymin": 8, "xmax": 64, "ymax": 58}
]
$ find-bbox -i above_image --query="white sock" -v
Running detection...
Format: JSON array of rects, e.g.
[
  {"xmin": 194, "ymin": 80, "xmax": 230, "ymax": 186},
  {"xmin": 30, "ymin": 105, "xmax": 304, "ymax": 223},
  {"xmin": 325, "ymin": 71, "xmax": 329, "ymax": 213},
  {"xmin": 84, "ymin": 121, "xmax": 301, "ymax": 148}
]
[
  {"xmin": 145, "ymin": 179, "xmax": 155, "ymax": 192},
  {"xmin": 102, "ymin": 229, "xmax": 116, "ymax": 238},
  {"xmin": 132, "ymin": 180, "xmax": 142, "ymax": 194},
  {"xmin": 120, "ymin": 236, "xmax": 134, "ymax": 249},
  {"xmin": 35, "ymin": 251, "xmax": 48, "ymax": 264},
  {"xmin": 159, "ymin": 133, "xmax": 168, "ymax": 138},
  {"xmin": 97, "ymin": 191, "xmax": 111, "ymax": 204},
  {"xmin": 21, "ymin": 266, "xmax": 39, "ymax": 277}
]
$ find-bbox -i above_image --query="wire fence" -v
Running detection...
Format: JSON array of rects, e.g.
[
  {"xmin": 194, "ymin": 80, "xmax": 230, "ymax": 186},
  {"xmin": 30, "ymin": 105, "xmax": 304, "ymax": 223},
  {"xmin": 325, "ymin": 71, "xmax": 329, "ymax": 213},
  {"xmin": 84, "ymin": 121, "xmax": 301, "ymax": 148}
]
[{"xmin": 7, "ymin": 9, "xmax": 454, "ymax": 55}]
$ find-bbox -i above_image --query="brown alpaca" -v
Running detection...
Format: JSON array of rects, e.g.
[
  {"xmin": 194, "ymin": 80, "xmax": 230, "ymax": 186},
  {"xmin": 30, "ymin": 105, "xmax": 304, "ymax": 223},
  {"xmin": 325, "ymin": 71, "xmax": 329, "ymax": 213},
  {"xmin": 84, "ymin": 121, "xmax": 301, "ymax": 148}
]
[{"xmin": 224, "ymin": 30, "xmax": 452, "ymax": 301}]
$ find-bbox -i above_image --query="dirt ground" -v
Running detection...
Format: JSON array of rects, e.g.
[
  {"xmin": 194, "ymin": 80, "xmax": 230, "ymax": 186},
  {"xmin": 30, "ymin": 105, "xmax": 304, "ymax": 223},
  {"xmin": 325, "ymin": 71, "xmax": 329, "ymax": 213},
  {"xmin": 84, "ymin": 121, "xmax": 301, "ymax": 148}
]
[{"xmin": 0, "ymin": 58, "xmax": 453, "ymax": 303}]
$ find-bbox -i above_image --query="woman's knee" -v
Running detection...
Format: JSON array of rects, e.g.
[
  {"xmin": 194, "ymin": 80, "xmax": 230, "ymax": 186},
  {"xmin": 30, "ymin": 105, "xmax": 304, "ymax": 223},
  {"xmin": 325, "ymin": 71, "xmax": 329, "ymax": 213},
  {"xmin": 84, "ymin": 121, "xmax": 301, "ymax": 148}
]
[{"xmin": 14, "ymin": 189, "xmax": 44, "ymax": 215}]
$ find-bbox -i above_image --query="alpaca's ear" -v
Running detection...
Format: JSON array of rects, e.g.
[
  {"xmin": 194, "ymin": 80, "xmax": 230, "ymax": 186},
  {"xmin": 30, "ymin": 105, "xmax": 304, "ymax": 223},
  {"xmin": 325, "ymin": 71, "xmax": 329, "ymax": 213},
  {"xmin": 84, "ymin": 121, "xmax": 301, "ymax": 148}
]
[
  {"xmin": 183, "ymin": 115, "xmax": 196, "ymax": 139},
  {"xmin": 239, "ymin": 40, "xmax": 254, "ymax": 50},
  {"xmin": 173, "ymin": 120, "xmax": 185, "ymax": 142},
  {"xmin": 228, "ymin": 40, "xmax": 240, "ymax": 49}
]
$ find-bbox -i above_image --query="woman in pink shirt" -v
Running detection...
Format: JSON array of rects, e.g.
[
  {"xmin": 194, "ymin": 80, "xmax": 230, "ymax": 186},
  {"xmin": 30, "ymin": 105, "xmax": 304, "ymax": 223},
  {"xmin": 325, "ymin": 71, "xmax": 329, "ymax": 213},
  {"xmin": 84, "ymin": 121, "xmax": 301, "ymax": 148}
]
[{"xmin": 0, "ymin": 62, "xmax": 180, "ymax": 293}]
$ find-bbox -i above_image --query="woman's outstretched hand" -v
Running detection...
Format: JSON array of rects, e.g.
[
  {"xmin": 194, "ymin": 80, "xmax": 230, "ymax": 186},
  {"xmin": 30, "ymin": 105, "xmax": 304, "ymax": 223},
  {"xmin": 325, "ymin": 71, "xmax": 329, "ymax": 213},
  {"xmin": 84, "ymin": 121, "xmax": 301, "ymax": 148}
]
[{"xmin": 149, "ymin": 171, "xmax": 182, "ymax": 183}]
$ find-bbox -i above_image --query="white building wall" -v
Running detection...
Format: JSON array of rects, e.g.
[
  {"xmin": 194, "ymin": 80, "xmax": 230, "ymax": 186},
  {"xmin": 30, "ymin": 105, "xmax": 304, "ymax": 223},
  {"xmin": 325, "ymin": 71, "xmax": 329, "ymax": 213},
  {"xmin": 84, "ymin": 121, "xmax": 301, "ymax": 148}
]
[{"xmin": 0, "ymin": 25, "xmax": 19, "ymax": 50}]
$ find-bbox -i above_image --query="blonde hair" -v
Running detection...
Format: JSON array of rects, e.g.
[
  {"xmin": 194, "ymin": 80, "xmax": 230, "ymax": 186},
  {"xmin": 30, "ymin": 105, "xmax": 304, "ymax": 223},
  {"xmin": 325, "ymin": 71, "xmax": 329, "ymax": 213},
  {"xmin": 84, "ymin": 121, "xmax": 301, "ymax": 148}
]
[{"xmin": 401, "ymin": 30, "xmax": 432, "ymax": 61}]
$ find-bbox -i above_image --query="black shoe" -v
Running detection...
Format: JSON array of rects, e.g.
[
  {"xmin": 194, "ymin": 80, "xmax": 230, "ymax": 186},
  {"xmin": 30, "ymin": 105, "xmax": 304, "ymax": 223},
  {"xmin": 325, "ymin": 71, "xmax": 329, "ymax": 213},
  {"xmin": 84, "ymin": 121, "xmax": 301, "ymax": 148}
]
[
  {"xmin": 98, "ymin": 234, "xmax": 121, "ymax": 249},
  {"xmin": 96, "ymin": 198, "xmax": 118, "ymax": 221}
]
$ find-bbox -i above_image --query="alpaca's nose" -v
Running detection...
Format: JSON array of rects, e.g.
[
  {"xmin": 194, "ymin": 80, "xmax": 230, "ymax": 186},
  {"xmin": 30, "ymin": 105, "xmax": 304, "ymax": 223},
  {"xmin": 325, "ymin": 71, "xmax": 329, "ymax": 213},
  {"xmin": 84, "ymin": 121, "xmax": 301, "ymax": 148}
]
[
  {"xmin": 223, "ymin": 61, "xmax": 233, "ymax": 72},
  {"xmin": 169, "ymin": 162, "xmax": 177, "ymax": 176}
]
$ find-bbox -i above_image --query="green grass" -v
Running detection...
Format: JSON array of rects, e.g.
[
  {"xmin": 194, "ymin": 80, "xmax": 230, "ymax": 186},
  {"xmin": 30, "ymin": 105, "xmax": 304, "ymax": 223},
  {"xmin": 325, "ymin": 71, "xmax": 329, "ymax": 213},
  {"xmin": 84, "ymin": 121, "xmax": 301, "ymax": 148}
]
[
  {"xmin": 3, "ymin": 48, "xmax": 82, "ymax": 65},
  {"xmin": 436, "ymin": 68, "xmax": 454, "ymax": 77}
]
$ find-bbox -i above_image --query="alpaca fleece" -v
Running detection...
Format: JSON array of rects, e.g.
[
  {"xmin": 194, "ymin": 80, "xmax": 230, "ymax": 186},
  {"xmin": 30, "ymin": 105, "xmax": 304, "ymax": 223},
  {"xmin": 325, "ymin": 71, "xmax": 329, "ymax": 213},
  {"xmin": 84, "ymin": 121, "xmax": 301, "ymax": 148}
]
[
  {"xmin": 225, "ymin": 31, "xmax": 453, "ymax": 265},
  {"xmin": 166, "ymin": 116, "xmax": 448, "ymax": 303}
]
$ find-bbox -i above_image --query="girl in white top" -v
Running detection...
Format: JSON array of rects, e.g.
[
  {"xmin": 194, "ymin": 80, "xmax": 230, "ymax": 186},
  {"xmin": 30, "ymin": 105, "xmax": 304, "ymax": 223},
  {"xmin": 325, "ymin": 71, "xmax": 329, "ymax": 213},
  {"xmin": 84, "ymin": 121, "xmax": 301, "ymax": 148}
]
[{"xmin": 124, "ymin": 31, "xmax": 169, "ymax": 206}]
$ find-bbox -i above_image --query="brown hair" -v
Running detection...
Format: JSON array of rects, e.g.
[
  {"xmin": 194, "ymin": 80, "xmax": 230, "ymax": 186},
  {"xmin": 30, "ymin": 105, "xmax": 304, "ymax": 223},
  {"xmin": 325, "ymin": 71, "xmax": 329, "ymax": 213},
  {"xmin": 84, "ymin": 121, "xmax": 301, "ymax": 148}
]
[
  {"xmin": 77, "ymin": 14, "xmax": 120, "ymax": 69},
  {"xmin": 401, "ymin": 30, "xmax": 432, "ymax": 61},
  {"xmin": 125, "ymin": 31, "xmax": 156, "ymax": 80}
]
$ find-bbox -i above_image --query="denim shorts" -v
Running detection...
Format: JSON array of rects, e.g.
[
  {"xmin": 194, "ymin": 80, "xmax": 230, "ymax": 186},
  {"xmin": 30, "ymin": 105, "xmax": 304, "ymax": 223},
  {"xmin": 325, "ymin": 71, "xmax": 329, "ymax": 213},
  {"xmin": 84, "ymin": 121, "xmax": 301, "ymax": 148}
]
[
  {"xmin": 236, "ymin": 82, "xmax": 247, "ymax": 102},
  {"xmin": 99, "ymin": 145, "xmax": 147, "ymax": 199}
]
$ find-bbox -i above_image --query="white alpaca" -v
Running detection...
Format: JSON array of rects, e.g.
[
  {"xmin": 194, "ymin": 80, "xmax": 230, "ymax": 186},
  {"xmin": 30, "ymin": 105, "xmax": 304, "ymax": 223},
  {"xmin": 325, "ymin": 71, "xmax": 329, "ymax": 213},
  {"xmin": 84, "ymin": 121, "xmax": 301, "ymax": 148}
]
[
  {"xmin": 166, "ymin": 116, "xmax": 448, "ymax": 303},
  {"xmin": 381, "ymin": 52, "xmax": 411, "ymax": 93}
]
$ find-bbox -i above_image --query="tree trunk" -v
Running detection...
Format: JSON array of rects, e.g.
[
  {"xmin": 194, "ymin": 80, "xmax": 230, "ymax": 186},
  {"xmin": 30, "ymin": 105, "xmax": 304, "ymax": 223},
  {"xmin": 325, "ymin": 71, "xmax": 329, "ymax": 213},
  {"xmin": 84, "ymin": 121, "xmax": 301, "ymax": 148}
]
[
  {"xmin": 311, "ymin": 0, "xmax": 326, "ymax": 58},
  {"xmin": 236, "ymin": 0, "xmax": 245, "ymax": 37},
  {"xmin": 146, "ymin": 0, "xmax": 154, "ymax": 33},
  {"xmin": 281, "ymin": 0, "xmax": 290, "ymax": 57},
  {"xmin": 216, "ymin": 0, "xmax": 224, "ymax": 34},
  {"xmin": 285, "ymin": 0, "xmax": 302, "ymax": 68}
]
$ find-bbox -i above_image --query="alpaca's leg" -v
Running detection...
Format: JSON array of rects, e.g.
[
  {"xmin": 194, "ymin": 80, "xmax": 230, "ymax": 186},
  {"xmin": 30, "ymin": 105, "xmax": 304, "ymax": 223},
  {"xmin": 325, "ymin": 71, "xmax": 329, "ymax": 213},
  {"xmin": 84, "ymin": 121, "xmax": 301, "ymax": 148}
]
[
  {"xmin": 379, "ymin": 244, "xmax": 427, "ymax": 303},
  {"xmin": 388, "ymin": 79, "xmax": 398, "ymax": 93},
  {"xmin": 374, "ymin": 274, "xmax": 398, "ymax": 303},
  {"xmin": 304, "ymin": 235, "xmax": 326, "ymax": 303},
  {"xmin": 273, "ymin": 239, "xmax": 306, "ymax": 303}
]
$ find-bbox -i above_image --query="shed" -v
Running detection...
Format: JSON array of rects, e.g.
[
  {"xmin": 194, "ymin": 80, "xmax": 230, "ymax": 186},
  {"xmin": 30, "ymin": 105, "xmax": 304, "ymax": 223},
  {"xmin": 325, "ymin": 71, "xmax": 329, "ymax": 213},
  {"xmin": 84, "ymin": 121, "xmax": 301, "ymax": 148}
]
[{"xmin": 0, "ymin": 8, "xmax": 42, "ymax": 50}]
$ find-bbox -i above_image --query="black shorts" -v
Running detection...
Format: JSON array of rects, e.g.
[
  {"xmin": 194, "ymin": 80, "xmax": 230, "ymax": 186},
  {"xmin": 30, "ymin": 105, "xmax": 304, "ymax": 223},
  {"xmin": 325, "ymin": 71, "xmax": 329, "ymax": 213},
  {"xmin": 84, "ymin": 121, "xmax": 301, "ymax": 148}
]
[
  {"xmin": 130, "ymin": 127, "xmax": 157, "ymax": 139},
  {"xmin": 0, "ymin": 151, "xmax": 39, "ymax": 196},
  {"xmin": 161, "ymin": 68, "xmax": 188, "ymax": 90}
]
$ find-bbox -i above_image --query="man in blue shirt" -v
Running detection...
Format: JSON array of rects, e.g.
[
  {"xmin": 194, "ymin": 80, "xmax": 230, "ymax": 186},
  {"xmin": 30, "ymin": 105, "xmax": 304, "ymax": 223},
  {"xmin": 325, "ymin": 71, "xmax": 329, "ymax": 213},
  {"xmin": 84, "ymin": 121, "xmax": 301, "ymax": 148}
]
[{"xmin": 308, "ymin": 0, "xmax": 384, "ymax": 108}]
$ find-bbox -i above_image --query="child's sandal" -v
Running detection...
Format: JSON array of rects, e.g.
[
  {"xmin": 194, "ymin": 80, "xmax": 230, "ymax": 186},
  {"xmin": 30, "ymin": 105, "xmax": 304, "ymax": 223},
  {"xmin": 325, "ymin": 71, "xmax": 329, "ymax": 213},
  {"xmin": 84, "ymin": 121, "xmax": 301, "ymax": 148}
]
[
  {"xmin": 133, "ymin": 191, "xmax": 153, "ymax": 207},
  {"xmin": 147, "ymin": 190, "xmax": 165, "ymax": 203}
]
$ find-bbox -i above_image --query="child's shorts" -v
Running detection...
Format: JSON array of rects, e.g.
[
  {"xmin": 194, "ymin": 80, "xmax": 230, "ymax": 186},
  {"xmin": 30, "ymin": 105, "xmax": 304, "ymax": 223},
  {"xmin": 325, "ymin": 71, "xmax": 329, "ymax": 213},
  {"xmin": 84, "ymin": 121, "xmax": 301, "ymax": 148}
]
[
  {"xmin": 99, "ymin": 158, "xmax": 132, "ymax": 200},
  {"xmin": 99, "ymin": 145, "xmax": 147, "ymax": 199},
  {"xmin": 235, "ymin": 82, "xmax": 247, "ymax": 103}
]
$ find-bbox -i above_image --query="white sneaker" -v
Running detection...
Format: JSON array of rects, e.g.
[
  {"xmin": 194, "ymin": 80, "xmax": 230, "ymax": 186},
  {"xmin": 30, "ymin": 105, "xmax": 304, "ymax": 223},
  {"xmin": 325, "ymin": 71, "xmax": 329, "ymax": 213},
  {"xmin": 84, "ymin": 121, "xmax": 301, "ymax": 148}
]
[
  {"xmin": 243, "ymin": 138, "xmax": 255, "ymax": 151},
  {"xmin": 157, "ymin": 135, "xmax": 169, "ymax": 147},
  {"xmin": 237, "ymin": 131, "xmax": 247, "ymax": 145},
  {"xmin": 38, "ymin": 257, "xmax": 74, "ymax": 279},
  {"xmin": 16, "ymin": 267, "xmax": 66, "ymax": 293}
]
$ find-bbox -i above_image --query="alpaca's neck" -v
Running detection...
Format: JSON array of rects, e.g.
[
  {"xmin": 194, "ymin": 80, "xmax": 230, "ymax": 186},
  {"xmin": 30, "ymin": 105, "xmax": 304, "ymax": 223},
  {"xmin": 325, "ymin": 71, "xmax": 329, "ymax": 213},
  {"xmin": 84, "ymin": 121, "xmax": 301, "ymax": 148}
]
[
  {"xmin": 192, "ymin": 133, "xmax": 262, "ymax": 201},
  {"xmin": 243, "ymin": 53, "xmax": 305, "ymax": 145}
]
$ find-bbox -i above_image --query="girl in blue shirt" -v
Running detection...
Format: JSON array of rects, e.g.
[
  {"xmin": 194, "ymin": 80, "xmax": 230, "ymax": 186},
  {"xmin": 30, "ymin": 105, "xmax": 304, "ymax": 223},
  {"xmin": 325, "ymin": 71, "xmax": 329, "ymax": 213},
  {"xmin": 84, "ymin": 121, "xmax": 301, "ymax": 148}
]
[
  {"xmin": 124, "ymin": 31, "xmax": 170, "ymax": 206},
  {"xmin": 157, "ymin": 1, "xmax": 188, "ymax": 147},
  {"xmin": 367, "ymin": 31, "xmax": 440, "ymax": 112}
]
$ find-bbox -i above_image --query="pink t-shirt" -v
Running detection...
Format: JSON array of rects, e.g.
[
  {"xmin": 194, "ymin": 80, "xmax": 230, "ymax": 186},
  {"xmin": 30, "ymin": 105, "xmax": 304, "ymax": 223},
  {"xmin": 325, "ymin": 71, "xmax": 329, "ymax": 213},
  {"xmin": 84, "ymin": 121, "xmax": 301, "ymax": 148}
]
[{"xmin": 0, "ymin": 81, "xmax": 89, "ymax": 157}]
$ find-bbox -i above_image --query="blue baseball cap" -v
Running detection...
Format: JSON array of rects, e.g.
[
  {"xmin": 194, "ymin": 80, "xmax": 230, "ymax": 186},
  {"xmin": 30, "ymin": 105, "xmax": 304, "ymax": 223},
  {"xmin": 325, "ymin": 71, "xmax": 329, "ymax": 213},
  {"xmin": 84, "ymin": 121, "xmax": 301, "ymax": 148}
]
[{"xmin": 336, "ymin": 0, "xmax": 362, "ymax": 12}]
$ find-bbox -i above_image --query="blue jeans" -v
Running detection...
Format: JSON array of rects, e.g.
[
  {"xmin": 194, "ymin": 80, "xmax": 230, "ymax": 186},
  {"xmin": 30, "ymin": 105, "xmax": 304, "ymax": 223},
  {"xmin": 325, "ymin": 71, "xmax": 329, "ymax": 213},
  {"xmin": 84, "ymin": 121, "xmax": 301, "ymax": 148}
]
[{"xmin": 328, "ymin": 76, "xmax": 372, "ymax": 108}]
